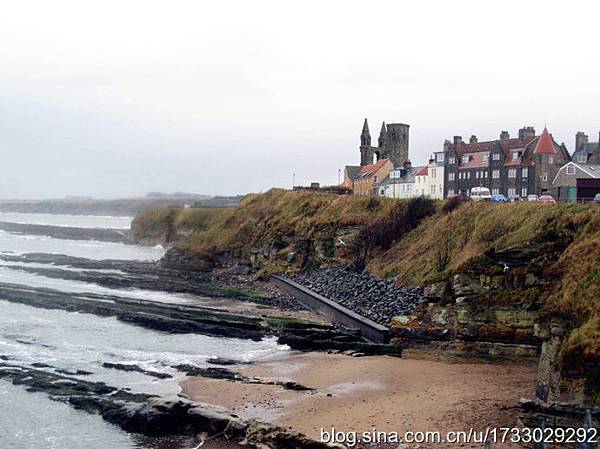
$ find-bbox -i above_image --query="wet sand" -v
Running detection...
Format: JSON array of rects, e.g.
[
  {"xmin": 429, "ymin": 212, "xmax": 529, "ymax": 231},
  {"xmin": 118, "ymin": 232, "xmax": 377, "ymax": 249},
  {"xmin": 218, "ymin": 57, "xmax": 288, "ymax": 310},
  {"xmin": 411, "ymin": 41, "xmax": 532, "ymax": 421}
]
[{"xmin": 181, "ymin": 351, "xmax": 538, "ymax": 448}]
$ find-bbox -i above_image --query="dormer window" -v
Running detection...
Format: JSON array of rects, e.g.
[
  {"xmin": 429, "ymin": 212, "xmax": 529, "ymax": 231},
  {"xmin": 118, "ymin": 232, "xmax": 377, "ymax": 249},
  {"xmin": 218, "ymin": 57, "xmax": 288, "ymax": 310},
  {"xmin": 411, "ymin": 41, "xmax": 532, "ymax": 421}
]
[
  {"xmin": 548, "ymin": 156, "xmax": 554, "ymax": 164},
  {"xmin": 493, "ymin": 153, "xmax": 501, "ymax": 161},
  {"xmin": 512, "ymin": 151, "xmax": 521, "ymax": 160},
  {"xmin": 461, "ymin": 155, "xmax": 470, "ymax": 164},
  {"xmin": 566, "ymin": 165, "xmax": 576, "ymax": 175},
  {"xmin": 578, "ymin": 154, "xmax": 587, "ymax": 163},
  {"xmin": 436, "ymin": 153, "xmax": 444, "ymax": 163},
  {"xmin": 483, "ymin": 154, "xmax": 490, "ymax": 162}
]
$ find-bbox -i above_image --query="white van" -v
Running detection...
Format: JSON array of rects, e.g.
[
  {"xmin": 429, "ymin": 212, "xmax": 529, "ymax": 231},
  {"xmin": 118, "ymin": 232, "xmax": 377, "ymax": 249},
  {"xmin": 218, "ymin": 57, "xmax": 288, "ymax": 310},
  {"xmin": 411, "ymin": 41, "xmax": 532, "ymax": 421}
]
[{"xmin": 470, "ymin": 187, "xmax": 492, "ymax": 202}]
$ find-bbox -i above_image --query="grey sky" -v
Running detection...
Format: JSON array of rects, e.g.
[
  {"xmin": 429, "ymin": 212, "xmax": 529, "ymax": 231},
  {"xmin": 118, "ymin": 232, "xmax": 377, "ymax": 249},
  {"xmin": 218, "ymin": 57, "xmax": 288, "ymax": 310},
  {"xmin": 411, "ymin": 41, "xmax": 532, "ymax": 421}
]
[{"xmin": 1, "ymin": 0, "xmax": 599, "ymax": 198}]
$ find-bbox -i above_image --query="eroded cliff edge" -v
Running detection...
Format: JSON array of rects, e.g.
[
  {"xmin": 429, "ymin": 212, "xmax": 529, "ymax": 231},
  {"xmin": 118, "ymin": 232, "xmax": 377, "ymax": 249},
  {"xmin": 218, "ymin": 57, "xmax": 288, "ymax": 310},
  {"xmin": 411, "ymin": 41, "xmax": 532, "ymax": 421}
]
[{"xmin": 131, "ymin": 189, "xmax": 600, "ymax": 415}]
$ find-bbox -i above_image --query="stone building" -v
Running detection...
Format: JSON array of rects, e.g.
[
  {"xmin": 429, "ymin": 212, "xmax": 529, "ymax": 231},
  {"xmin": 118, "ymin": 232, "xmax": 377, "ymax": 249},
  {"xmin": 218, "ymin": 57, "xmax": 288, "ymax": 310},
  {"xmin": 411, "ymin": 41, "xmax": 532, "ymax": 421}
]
[
  {"xmin": 572, "ymin": 131, "xmax": 600, "ymax": 164},
  {"xmin": 352, "ymin": 159, "xmax": 393, "ymax": 196},
  {"xmin": 359, "ymin": 118, "xmax": 410, "ymax": 167},
  {"xmin": 443, "ymin": 127, "xmax": 570, "ymax": 198}
]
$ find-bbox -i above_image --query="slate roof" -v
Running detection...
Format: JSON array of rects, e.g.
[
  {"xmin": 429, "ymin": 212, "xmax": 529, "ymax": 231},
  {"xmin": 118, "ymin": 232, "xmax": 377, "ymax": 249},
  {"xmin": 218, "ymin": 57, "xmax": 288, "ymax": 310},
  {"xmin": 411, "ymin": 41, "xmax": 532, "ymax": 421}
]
[
  {"xmin": 382, "ymin": 166, "xmax": 423, "ymax": 185},
  {"xmin": 344, "ymin": 165, "xmax": 362, "ymax": 180}
]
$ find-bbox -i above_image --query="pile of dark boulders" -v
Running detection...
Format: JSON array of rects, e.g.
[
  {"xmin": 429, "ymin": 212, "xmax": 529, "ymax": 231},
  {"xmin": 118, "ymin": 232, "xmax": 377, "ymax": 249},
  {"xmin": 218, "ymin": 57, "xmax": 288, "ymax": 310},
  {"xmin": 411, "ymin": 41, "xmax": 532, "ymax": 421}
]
[{"xmin": 291, "ymin": 265, "xmax": 425, "ymax": 326}]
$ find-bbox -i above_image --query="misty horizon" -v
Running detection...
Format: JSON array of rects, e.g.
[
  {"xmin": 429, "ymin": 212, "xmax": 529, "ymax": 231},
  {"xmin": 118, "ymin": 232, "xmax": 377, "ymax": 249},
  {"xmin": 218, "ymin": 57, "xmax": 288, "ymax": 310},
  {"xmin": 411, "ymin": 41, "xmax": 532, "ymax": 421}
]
[{"xmin": 2, "ymin": 1, "xmax": 599, "ymax": 199}]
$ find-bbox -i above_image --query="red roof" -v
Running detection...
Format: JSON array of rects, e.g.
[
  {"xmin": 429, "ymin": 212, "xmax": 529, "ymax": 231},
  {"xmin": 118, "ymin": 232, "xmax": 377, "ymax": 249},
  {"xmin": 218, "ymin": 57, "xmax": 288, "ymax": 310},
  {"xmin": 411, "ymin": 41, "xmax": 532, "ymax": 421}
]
[
  {"xmin": 415, "ymin": 166, "xmax": 428, "ymax": 176},
  {"xmin": 504, "ymin": 148, "xmax": 526, "ymax": 166},
  {"xmin": 458, "ymin": 152, "xmax": 490, "ymax": 170},
  {"xmin": 533, "ymin": 128, "xmax": 557, "ymax": 155},
  {"xmin": 358, "ymin": 159, "xmax": 390, "ymax": 177}
]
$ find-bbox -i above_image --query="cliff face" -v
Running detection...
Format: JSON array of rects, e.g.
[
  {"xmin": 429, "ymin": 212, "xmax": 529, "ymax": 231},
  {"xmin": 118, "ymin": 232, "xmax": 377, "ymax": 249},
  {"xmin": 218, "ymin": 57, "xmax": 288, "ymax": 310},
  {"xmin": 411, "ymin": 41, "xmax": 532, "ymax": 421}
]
[
  {"xmin": 131, "ymin": 190, "xmax": 600, "ymax": 408},
  {"xmin": 131, "ymin": 207, "xmax": 226, "ymax": 245},
  {"xmin": 159, "ymin": 189, "xmax": 401, "ymax": 273}
]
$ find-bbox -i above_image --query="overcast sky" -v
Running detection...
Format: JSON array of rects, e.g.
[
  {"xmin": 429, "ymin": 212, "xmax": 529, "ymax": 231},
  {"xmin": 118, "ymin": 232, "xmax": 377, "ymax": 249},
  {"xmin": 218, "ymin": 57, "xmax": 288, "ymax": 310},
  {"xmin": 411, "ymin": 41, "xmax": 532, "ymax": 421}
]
[{"xmin": 1, "ymin": 0, "xmax": 599, "ymax": 198}]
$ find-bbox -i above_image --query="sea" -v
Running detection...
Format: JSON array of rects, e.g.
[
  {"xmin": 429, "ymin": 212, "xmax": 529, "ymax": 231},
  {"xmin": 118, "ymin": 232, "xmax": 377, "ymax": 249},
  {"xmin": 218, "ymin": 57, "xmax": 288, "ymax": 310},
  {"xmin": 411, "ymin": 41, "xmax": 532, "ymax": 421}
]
[{"xmin": 0, "ymin": 212, "xmax": 287, "ymax": 449}]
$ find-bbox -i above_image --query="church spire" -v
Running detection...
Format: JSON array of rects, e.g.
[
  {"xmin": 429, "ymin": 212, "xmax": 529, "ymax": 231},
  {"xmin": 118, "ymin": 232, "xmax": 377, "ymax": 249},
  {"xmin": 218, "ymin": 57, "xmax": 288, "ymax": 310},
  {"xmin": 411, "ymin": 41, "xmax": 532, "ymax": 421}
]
[
  {"xmin": 360, "ymin": 118, "xmax": 371, "ymax": 147},
  {"xmin": 362, "ymin": 118, "xmax": 370, "ymax": 134}
]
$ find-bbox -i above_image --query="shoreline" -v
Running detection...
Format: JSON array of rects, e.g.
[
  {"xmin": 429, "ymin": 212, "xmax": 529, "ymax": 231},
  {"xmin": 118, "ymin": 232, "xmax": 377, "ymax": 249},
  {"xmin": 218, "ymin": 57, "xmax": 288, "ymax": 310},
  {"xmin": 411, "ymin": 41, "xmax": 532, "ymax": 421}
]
[{"xmin": 181, "ymin": 351, "xmax": 538, "ymax": 449}]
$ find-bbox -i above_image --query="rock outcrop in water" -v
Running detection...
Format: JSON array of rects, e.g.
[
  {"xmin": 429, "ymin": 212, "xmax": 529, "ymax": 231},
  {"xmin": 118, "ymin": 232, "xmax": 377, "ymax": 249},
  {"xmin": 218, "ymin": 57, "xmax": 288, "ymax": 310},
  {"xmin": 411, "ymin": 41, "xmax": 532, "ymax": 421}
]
[
  {"xmin": 0, "ymin": 279, "xmax": 400, "ymax": 355},
  {"xmin": 0, "ymin": 221, "xmax": 132, "ymax": 243},
  {"xmin": 0, "ymin": 363, "xmax": 339, "ymax": 448}
]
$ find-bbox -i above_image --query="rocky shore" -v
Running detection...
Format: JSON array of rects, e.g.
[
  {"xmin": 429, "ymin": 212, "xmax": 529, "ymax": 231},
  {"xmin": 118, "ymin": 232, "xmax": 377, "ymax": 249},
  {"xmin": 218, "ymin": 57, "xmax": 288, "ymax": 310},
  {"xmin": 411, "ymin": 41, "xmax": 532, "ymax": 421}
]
[
  {"xmin": 291, "ymin": 265, "xmax": 425, "ymax": 326},
  {"xmin": 0, "ymin": 221, "xmax": 131, "ymax": 243},
  {"xmin": 0, "ymin": 252, "xmax": 305, "ymax": 310},
  {"xmin": 0, "ymin": 362, "xmax": 338, "ymax": 448}
]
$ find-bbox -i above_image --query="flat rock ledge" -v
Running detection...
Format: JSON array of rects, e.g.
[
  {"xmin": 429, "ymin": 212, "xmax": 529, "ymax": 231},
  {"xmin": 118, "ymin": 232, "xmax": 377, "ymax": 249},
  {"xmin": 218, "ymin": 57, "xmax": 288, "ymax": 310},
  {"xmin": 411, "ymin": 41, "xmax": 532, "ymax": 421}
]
[{"xmin": 0, "ymin": 363, "xmax": 341, "ymax": 449}]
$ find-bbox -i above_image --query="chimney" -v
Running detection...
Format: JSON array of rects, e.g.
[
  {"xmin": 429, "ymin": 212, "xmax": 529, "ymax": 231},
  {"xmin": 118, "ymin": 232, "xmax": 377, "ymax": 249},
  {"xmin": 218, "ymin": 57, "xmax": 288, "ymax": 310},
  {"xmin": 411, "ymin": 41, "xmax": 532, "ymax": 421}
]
[
  {"xmin": 453, "ymin": 136, "xmax": 463, "ymax": 146},
  {"xmin": 500, "ymin": 131, "xmax": 510, "ymax": 140},
  {"xmin": 469, "ymin": 135, "xmax": 478, "ymax": 144},
  {"xmin": 519, "ymin": 126, "xmax": 536, "ymax": 142},
  {"xmin": 428, "ymin": 155, "xmax": 435, "ymax": 165},
  {"xmin": 403, "ymin": 160, "xmax": 412, "ymax": 169},
  {"xmin": 575, "ymin": 132, "xmax": 588, "ymax": 151},
  {"xmin": 443, "ymin": 139, "xmax": 452, "ymax": 151}
]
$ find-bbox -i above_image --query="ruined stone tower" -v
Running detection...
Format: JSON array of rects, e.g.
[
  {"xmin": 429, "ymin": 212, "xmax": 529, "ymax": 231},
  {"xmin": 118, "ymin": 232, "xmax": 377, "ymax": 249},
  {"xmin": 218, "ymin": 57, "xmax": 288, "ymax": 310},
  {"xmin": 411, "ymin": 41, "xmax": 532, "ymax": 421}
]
[{"xmin": 360, "ymin": 118, "xmax": 410, "ymax": 167}]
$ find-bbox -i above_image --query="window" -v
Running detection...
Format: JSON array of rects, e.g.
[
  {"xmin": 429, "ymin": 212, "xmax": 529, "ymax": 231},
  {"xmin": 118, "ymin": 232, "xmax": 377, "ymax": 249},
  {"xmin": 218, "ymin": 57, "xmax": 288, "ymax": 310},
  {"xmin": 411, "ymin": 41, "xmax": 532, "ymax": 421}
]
[
  {"xmin": 492, "ymin": 169, "xmax": 500, "ymax": 179},
  {"xmin": 436, "ymin": 153, "xmax": 444, "ymax": 163},
  {"xmin": 522, "ymin": 169, "xmax": 528, "ymax": 178},
  {"xmin": 430, "ymin": 185, "xmax": 435, "ymax": 194},
  {"xmin": 467, "ymin": 172, "xmax": 471, "ymax": 179},
  {"xmin": 512, "ymin": 151, "xmax": 521, "ymax": 160},
  {"xmin": 508, "ymin": 168, "xmax": 517, "ymax": 178},
  {"xmin": 483, "ymin": 154, "xmax": 490, "ymax": 162},
  {"xmin": 448, "ymin": 173, "xmax": 455, "ymax": 181},
  {"xmin": 493, "ymin": 153, "xmax": 501, "ymax": 161},
  {"xmin": 431, "ymin": 168, "xmax": 436, "ymax": 178},
  {"xmin": 492, "ymin": 188, "xmax": 500, "ymax": 195},
  {"xmin": 462, "ymin": 155, "xmax": 470, "ymax": 164},
  {"xmin": 542, "ymin": 173, "xmax": 548, "ymax": 182},
  {"xmin": 521, "ymin": 187, "xmax": 528, "ymax": 197},
  {"xmin": 483, "ymin": 170, "xmax": 488, "ymax": 178},
  {"xmin": 578, "ymin": 154, "xmax": 587, "ymax": 163},
  {"xmin": 448, "ymin": 156, "xmax": 455, "ymax": 164},
  {"xmin": 566, "ymin": 165, "xmax": 576, "ymax": 175},
  {"xmin": 374, "ymin": 175, "xmax": 378, "ymax": 182},
  {"xmin": 548, "ymin": 156, "xmax": 554, "ymax": 164},
  {"xmin": 408, "ymin": 184, "xmax": 412, "ymax": 192},
  {"xmin": 475, "ymin": 171, "xmax": 480, "ymax": 179},
  {"xmin": 508, "ymin": 188, "xmax": 516, "ymax": 197}
]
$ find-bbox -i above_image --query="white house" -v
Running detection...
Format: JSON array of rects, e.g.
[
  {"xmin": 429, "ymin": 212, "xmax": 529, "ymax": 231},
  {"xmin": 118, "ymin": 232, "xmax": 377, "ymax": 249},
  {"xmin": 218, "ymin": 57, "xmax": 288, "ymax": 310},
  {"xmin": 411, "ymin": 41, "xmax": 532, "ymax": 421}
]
[{"xmin": 378, "ymin": 166, "xmax": 422, "ymax": 199}]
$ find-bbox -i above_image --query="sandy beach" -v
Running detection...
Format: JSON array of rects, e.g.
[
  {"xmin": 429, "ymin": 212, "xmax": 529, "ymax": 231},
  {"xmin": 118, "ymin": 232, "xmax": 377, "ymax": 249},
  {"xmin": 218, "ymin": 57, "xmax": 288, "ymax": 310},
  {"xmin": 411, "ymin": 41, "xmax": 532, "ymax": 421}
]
[{"xmin": 181, "ymin": 351, "xmax": 538, "ymax": 448}]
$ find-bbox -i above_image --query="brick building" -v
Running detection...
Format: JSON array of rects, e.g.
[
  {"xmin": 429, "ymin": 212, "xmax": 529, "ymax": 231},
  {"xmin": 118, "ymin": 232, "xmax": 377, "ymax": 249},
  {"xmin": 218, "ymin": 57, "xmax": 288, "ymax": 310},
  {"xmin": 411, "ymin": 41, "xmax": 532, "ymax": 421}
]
[{"xmin": 443, "ymin": 127, "xmax": 570, "ymax": 198}]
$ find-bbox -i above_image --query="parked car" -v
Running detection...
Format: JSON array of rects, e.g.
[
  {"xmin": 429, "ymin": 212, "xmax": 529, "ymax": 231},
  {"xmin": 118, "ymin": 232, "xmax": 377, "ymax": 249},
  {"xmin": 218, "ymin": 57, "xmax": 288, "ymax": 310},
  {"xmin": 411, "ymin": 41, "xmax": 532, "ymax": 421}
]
[
  {"xmin": 527, "ymin": 194, "xmax": 539, "ymax": 202},
  {"xmin": 470, "ymin": 187, "xmax": 492, "ymax": 202},
  {"xmin": 508, "ymin": 195, "xmax": 521, "ymax": 202},
  {"xmin": 491, "ymin": 194, "xmax": 508, "ymax": 203},
  {"xmin": 595, "ymin": 193, "xmax": 600, "ymax": 205},
  {"xmin": 538, "ymin": 195, "xmax": 557, "ymax": 204}
]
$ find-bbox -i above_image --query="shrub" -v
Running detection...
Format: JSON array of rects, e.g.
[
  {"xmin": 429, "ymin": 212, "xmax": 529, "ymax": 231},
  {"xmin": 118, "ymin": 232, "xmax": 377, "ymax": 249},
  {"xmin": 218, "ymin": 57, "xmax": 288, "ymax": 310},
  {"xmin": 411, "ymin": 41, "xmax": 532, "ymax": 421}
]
[
  {"xmin": 442, "ymin": 196, "xmax": 464, "ymax": 214},
  {"xmin": 352, "ymin": 197, "xmax": 436, "ymax": 268}
]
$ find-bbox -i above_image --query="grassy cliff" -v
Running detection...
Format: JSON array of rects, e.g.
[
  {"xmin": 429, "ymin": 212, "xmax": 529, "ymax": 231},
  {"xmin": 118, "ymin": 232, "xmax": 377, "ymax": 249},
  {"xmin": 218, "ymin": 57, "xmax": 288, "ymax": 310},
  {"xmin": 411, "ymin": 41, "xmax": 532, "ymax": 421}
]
[
  {"xmin": 132, "ymin": 189, "xmax": 600, "ymax": 377},
  {"xmin": 131, "ymin": 207, "xmax": 227, "ymax": 245}
]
